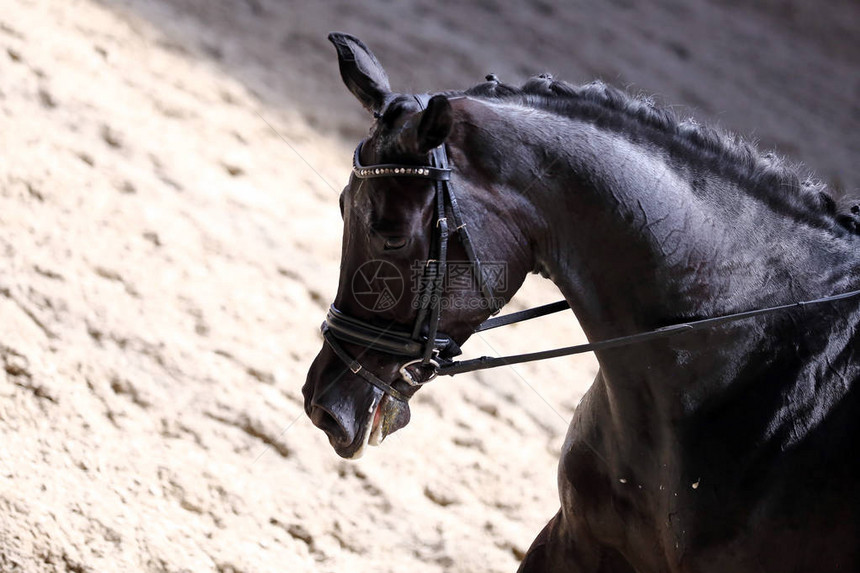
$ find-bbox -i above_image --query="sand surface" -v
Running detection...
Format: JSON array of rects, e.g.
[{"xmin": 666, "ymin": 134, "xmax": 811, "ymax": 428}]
[{"xmin": 1, "ymin": 0, "xmax": 857, "ymax": 571}]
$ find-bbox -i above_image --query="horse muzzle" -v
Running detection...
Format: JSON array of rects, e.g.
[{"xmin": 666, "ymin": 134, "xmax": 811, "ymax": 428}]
[{"xmin": 303, "ymin": 344, "xmax": 414, "ymax": 459}]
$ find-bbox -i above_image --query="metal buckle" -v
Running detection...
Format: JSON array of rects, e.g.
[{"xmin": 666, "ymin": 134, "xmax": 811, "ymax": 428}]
[{"xmin": 398, "ymin": 354, "xmax": 440, "ymax": 387}]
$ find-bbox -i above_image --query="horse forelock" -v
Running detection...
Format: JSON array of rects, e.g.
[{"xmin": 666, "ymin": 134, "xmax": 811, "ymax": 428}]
[{"xmin": 444, "ymin": 76, "xmax": 860, "ymax": 237}]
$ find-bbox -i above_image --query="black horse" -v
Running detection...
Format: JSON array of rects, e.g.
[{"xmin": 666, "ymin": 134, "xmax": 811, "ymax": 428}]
[{"xmin": 303, "ymin": 33, "xmax": 860, "ymax": 572}]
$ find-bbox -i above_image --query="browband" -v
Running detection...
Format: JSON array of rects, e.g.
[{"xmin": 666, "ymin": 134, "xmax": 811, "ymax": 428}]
[{"xmin": 353, "ymin": 142, "xmax": 451, "ymax": 181}]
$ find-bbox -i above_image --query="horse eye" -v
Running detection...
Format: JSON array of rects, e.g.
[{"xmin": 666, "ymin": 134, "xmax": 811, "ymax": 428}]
[{"xmin": 383, "ymin": 237, "xmax": 409, "ymax": 250}]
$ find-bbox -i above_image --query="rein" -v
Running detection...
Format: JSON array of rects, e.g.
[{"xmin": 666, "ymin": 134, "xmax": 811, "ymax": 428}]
[
  {"xmin": 438, "ymin": 288, "xmax": 860, "ymax": 376},
  {"xmin": 322, "ymin": 95, "xmax": 860, "ymax": 401}
]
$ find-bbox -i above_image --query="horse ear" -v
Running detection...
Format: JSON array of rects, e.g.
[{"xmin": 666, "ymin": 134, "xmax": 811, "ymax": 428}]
[
  {"xmin": 328, "ymin": 32, "xmax": 392, "ymax": 114},
  {"xmin": 400, "ymin": 95, "xmax": 454, "ymax": 155}
]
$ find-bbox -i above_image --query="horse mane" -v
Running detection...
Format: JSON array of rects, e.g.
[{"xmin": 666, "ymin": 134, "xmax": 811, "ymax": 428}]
[{"xmin": 454, "ymin": 75, "xmax": 860, "ymax": 237}]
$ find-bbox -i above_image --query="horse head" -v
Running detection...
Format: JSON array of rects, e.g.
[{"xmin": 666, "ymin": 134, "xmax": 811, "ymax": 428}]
[{"xmin": 302, "ymin": 33, "xmax": 532, "ymax": 459}]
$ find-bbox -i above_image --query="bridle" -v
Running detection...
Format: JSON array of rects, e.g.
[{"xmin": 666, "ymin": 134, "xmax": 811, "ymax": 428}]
[
  {"xmin": 321, "ymin": 94, "xmax": 496, "ymax": 402},
  {"xmin": 321, "ymin": 95, "xmax": 860, "ymax": 403}
]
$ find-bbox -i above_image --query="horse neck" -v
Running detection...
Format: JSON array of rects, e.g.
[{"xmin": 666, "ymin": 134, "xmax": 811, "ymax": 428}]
[
  {"xmin": 456, "ymin": 99, "xmax": 860, "ymax": 397},
  {"xmin": 501, "ymin": 113, "xmax": 854, "ymax": 328}
]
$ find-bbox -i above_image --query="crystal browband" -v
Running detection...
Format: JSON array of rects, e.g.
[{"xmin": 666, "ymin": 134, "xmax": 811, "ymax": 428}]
[{"xmin": 352, "ymin": 142, "xmax": 451, "ymax": 181}]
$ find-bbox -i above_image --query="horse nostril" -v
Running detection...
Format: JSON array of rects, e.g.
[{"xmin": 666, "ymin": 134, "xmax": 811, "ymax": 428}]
[{"xmin": 310, "ymin": 405, "xmax": 350, "ymax": 444}]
